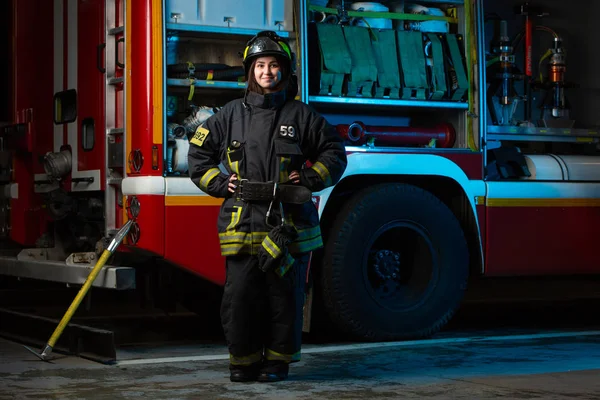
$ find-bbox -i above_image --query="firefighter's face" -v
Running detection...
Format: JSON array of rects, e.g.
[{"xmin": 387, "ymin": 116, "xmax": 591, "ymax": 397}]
[{"xmin": 253, "ymin": 56, "xmax": 281, "ymax": 93}]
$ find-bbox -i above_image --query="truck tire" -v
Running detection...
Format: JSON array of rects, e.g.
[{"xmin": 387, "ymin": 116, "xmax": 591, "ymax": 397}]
[{"xmin": 320, "ymin": 183, "xmax": 469, "ymax": 341}]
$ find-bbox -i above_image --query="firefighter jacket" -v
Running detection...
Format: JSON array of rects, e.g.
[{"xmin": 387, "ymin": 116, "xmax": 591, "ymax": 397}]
[{"xmin": 188, "ymin": 89, "xmax": 347, "ymax": 257}]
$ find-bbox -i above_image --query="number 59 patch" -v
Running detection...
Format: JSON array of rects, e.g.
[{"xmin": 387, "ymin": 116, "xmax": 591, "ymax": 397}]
[{"xmin": 191, "ymin": 126, "xmax": 210, "ymax": 147}]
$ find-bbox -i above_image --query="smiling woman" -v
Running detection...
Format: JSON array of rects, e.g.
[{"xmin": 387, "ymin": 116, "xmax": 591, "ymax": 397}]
[
  {"xmin": 251, "ymin": 57, "xmax": 282, "ymax": 93},
  {"xmin": 187, "ymin": 31, "xmax": 347, "ymax": 383},
  {"xmin": 243, "ymin": 31, "xmax": 295, "ymax": 101}
]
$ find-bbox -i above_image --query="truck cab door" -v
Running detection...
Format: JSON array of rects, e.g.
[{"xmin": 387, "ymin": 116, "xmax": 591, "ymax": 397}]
[
  {"xmin": 65, "ymin": 0, "xmax": 105, "ymax": 192},
  {"xmin": 76, "ymin": 0, "xmax": 107, "ymax": 181}
]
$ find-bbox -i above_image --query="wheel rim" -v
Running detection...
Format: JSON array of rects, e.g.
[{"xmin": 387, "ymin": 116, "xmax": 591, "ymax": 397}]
[{"xmin": 361, "ymin": 220, "xmax": 439, "ymax": 312}]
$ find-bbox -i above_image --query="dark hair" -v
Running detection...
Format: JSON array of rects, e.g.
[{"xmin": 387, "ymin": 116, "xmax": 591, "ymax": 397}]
[{"xmin": 247, "ymin": 55, "xmax": 290, "ymax": 95}]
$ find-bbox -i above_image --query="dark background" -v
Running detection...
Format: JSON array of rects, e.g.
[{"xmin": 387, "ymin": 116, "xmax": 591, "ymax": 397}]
[{"xmin": 1, "ymin": 1, "xmax": 10, "ymax": 123}]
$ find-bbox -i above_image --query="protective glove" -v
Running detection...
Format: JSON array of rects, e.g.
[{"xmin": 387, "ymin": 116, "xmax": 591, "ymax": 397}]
[
  {"xmin": 257, "ymin": 225, "xmax": 298, "ymax": 277},
  {"xmin": 299, "ymin": 168, "xmax": 325, "ymax": 192}
]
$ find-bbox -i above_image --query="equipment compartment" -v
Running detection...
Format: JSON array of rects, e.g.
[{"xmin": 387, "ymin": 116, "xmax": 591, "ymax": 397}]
[
  {"xmin": 162, "ymin": 27, "xmax": 300, "ymax": 176},
  {"xmin": 483, "ymin": 0, "xmax": 600, "ymax": 144},
  {"xmin": 305, "ymin": 1, "xmax": 469, "ymax": 104},
  {"xmin": 165, "ymin": 0, "xmax": 294, "ymax": 32},
  {"xmin": 303, "ymin": 1, "xmax": 476, "ymax": 151}
]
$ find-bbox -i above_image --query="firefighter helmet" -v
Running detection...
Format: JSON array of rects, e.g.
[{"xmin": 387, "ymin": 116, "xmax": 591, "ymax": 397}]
[{"xmin": 242, "ymin": 31, "xmax": 295, "ymax": 75}]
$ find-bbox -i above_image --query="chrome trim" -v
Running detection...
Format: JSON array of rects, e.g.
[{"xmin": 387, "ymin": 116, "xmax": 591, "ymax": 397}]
[
  {"xmin": 0, "ymin": 256, "xmax": 135, "ymax": 290},
  {"xmin": 477, "ymin": 0, "xmax": 487, "ymax": 166}
]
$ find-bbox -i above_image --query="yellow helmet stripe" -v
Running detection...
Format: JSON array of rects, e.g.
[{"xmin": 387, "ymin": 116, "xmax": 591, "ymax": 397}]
[{"xmin": 278, "ymin": 41, "xmax": 291, "ymax": 59}]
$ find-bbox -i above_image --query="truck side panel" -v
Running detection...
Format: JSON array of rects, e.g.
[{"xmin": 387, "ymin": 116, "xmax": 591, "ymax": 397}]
[
  {"xmin": 485, "ymin": 182, "xmax": 600, "ymax": 276},
  {"xmin": 75, "ymin": 0, "xmax": 106, "ymax": 188},
  {"xmin": 11, "ymin": 0, "xmax": 55, "ymax": 245},
  {"xmin": 164, "ymin": 196, "xmax": 225, "ymax": 285}
]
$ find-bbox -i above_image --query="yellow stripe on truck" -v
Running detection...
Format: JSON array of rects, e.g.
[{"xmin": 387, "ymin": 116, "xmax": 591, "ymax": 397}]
[
  {"xmin": 486, "ymin": 198, "xmax": 600, "ymax": 207},
  {"xmin": 151, "ymin": 0, "xmax": 163, "ymax": 145},
  {"xmin": 165, "ymin": 196, "xmax": 224, "ymax": 206}
]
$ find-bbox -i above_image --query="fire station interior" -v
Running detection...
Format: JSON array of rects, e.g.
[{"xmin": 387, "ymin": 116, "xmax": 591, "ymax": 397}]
[
  {"xmin": 164, "ymin": 0, "xmax": 600, "ymax": 183},
  {"xmin": 0, "ymin": 0, "xmax": 597, "ymax": 267},
  {"xmin": 2, "ymin": 0, "xmax": 600, "ymax": 375}
]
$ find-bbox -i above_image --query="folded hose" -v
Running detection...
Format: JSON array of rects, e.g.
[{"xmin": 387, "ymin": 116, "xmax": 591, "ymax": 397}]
[
  {"xmin": 167, "ymin": 63, "xmax": 231, "ymax": 74},
  {"xmin": 167, "ymin": 63, "xmax": 246, "ymax": 81}
]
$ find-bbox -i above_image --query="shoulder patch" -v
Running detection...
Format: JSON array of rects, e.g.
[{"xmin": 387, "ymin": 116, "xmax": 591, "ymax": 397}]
[
  {"xmin": 190, "ymin": 126, "xmax": 210, "ymax": 147},
  {"xmin": 278, "ymin": 124, "xmax": 297, "ymax": 139}
]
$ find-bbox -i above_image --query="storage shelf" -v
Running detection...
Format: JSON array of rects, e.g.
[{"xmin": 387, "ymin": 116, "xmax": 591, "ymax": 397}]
[
  {"xmin": 309, "ymin": 95, "xmax": 468, "ymax": 110},
  {"xmin": 486, "ymin": 126, "xmax": 600, "ymax": 144},
  {"xmin": 167, "ymin": 79, "xmax": 246, "ymax": 90},
  {"xmin": 309, "ymin": 5, "xmax": 459, "ymax": 24},
  {"xmin": 166, "ymin": 23, "xmax": 290, "ymax": 38}
]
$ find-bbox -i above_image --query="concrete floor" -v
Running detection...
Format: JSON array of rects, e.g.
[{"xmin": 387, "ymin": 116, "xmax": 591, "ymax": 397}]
[{"xmin": 1, "ymin": 331, "xmax": 599, "ymax": 399}]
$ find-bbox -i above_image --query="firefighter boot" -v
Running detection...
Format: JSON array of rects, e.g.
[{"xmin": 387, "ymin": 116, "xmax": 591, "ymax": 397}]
[
  {"xmin": 257, "ymin": 360, "xmax": 289, "ymax": 382},
  {"xmin": 229, "ymin": 363, "xmax": 260, "ymax": 383}
]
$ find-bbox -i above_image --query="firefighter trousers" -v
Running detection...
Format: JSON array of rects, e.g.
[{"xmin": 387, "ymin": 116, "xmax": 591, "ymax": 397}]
[{"xmin": 220, "ymin": 252, "xmax": 310, "ymax": 366}]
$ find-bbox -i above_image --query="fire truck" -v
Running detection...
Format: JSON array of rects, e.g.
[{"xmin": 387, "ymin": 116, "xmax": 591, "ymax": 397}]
[{"xmin": 1, "ymin": 0, "xmax": 599, "ymax": 342}]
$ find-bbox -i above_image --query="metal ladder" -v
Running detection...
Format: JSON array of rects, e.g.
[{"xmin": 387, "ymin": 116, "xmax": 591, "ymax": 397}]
[{"xmin": 104, "ymin": 0, "xmax": 125, "ymax": 237}]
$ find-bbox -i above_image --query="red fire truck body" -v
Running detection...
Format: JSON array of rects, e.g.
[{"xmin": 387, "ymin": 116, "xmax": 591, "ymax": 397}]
[{"xmin": 2, "ymin": 0, "xmax": 600, "ymax": 341}]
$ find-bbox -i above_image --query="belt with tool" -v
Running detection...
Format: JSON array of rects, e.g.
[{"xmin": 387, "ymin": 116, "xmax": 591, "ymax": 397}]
[{"xmin": 234, "ymin": 179, "xmax": 312, "ymax": 205}]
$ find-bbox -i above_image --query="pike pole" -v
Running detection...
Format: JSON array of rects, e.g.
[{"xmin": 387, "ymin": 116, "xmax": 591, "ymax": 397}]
[{"xmin": 24, "ymin": 220, "xmax": 134, "ymax": 361}]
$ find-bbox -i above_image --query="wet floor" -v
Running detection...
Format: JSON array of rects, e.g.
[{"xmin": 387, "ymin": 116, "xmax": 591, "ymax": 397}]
[
  {"xmin": 2, "ymin": 278, "xmax": 600, "ymax": 398},
  {"xmin": 1, "ymin": 330, "xmax": 599, "ymax": 399}
]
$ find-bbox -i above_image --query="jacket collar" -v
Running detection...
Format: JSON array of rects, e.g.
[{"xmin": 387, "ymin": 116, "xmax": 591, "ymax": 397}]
[{"xmin": 246, "ymin": 89, "xmax": 287, "ymax": 110}]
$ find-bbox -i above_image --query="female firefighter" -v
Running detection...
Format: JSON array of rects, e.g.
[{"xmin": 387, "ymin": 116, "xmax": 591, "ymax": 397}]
[{"xmin": 187, "ymin": 30, "xmax": 347, "ymax": 382}]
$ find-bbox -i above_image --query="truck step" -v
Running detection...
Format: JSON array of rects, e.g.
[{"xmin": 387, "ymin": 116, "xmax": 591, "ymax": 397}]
[{"xmin": 0, "ymin": 308, "xmax": 116, "ymax": 364}]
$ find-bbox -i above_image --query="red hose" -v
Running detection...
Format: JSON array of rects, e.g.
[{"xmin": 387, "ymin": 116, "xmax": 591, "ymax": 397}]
[{"xmin": 336, "ymin": 122, "xmax": 456, "ymax": 148}]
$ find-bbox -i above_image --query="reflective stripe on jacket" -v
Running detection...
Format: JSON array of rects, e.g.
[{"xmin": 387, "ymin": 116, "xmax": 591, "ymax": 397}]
[{"xmin": 188, "ymin": 89, "xmax": 347, "ymax": 256}]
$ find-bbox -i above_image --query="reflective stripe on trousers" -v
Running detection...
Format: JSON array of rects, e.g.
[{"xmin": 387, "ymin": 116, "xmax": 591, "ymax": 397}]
[{"xmin": 221, "ymin": 253, "xmax": 310, "ymax": 364}]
